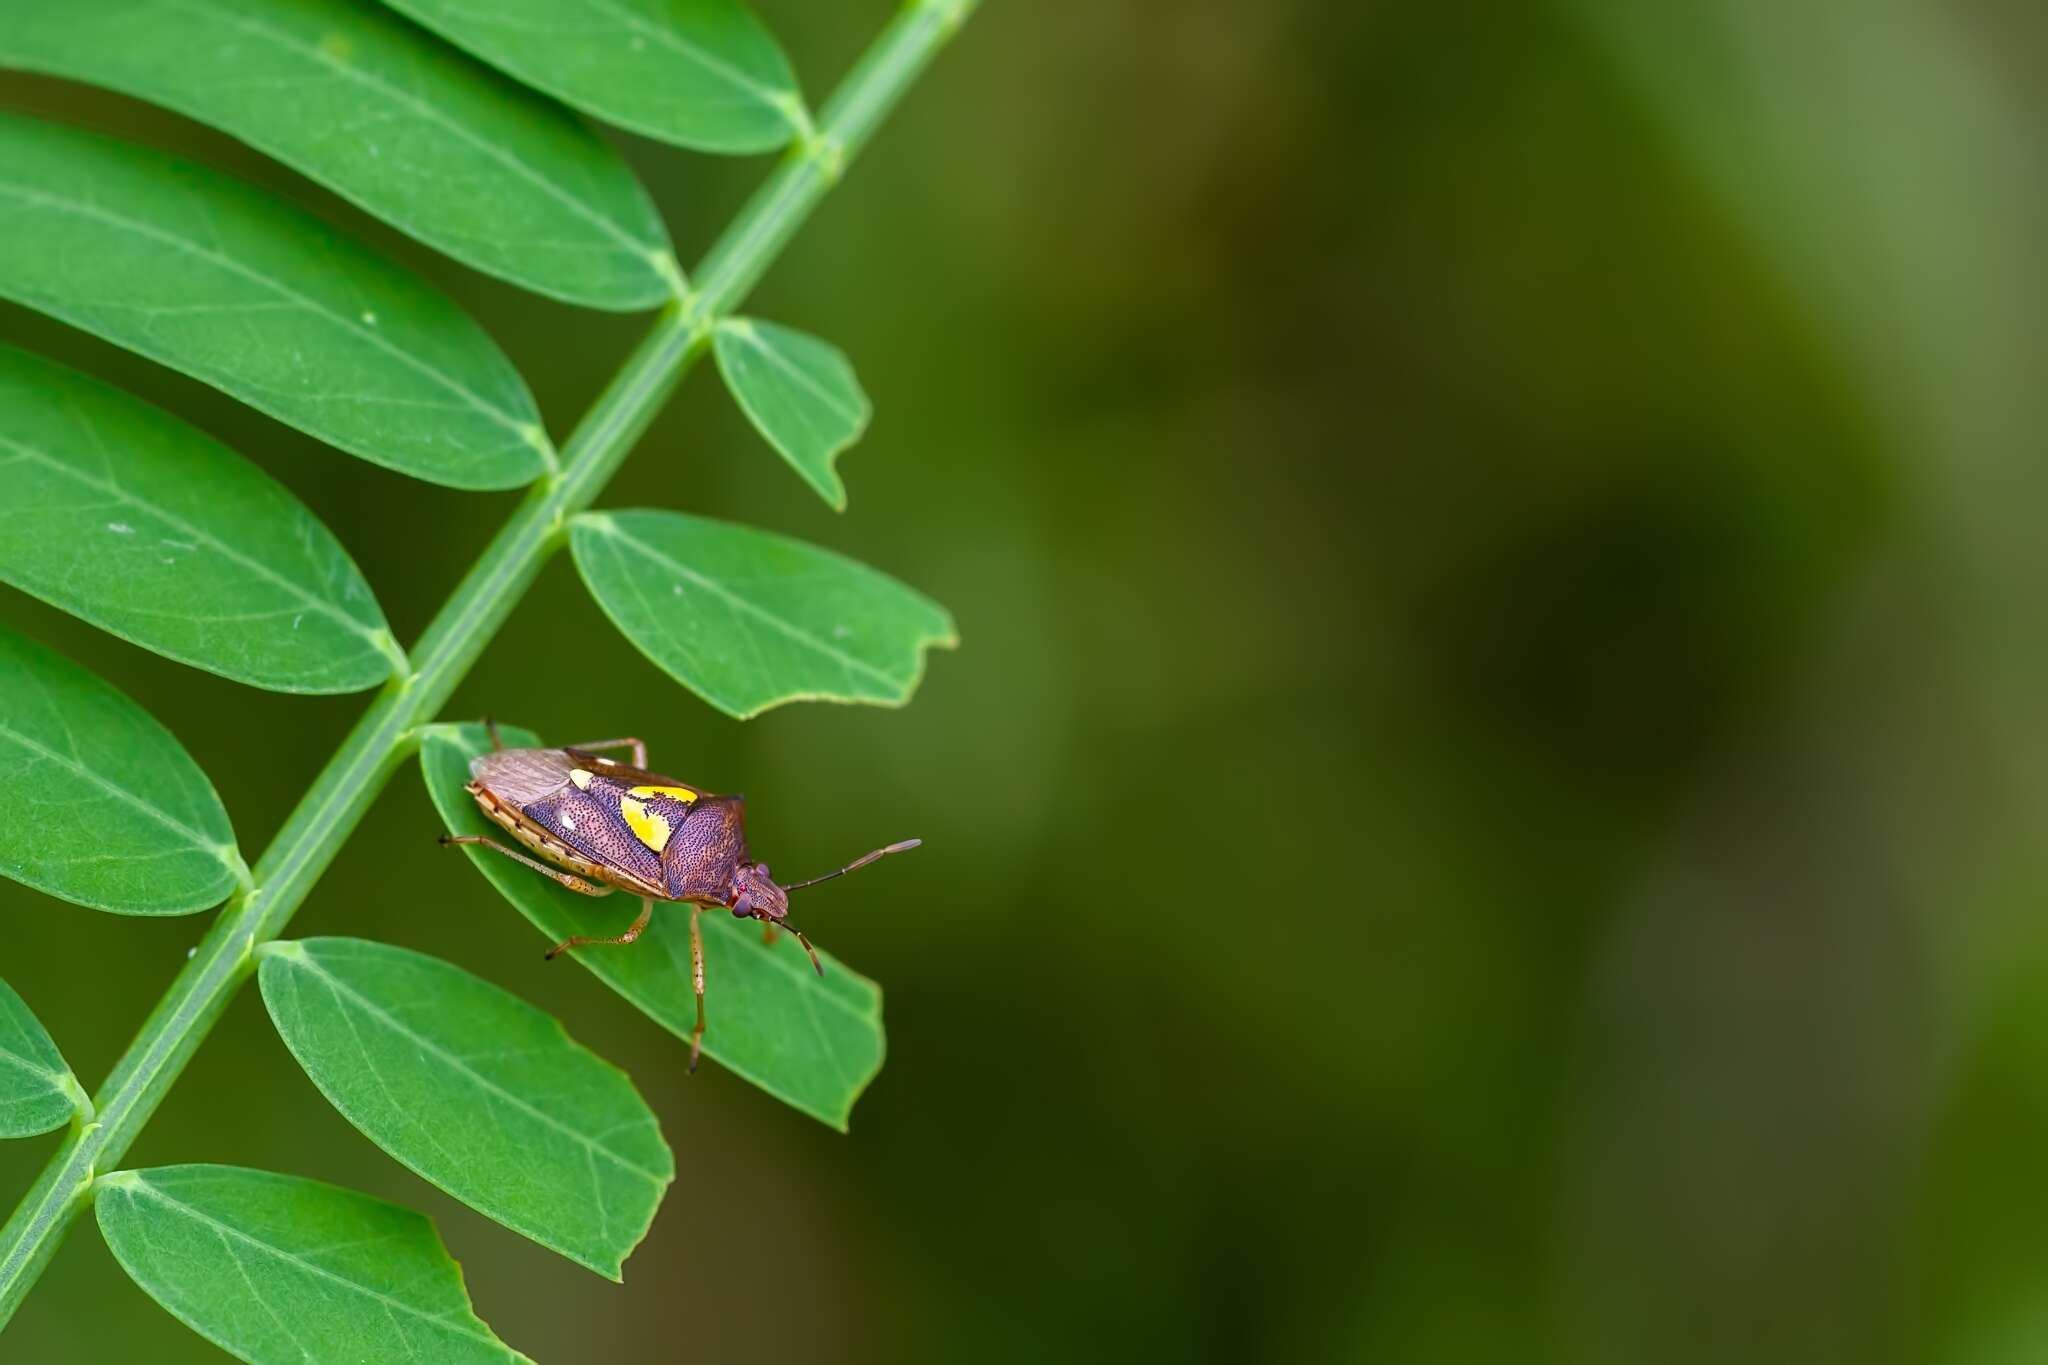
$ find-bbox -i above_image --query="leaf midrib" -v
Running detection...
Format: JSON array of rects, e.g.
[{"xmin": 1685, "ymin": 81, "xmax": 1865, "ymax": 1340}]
[
  {"xmin": 108, "ymin": 1177, "xmax": 513, "ymax": 1354},
  {"xmin": 275, "ymin": 948, "xmax": 667, "ymax": 1186},
  {"xmin": 584, "ymin": 518, "xmax": 907, "ymax": 690},
  {"xmin": 0, "ymin": 1044, "xmax": 64, "ymax": 1093},
  {"xmin": 0, "ymin": 718, "xmax": 231, "ymax": 868},
  {"xmin": 724, "ymin": 323, "xmax": 864, "ymax": 428},
  {"xmin": 0, "ymin": 435, "xmax": 386, "ymax": 656},
  {"xmin": 159, "ymin": 0, "xmax": 660, "ymax": 265},
  {"xmin": 0, "ymin": 179, "xmax": 529, "ymax": 440},
  {"xmin": 581, "ymin": 0, "xmax": 788, "ymax": 107}
]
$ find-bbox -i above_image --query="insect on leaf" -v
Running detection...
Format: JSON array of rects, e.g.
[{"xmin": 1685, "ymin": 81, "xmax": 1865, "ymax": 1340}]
[
  {"xmin": 0, "ymin": 0, "xmax": 678, "ymax": 310},
  {"xmin": 377, "ymin": 0, "xmax": 805, "ymax": 154},
  {"xmin": 257, "ymin": 937, "xmax": 672, "ymax": 1279},
  {"xmin": 96, "ymin": 1163, "xmax": 529, "ymax": 1364},
  {"xmin": 0, "ymin": 346, "xmax": 401, "ymax": 694},
  {"xmin": 713, "ymin": 317, "xmax": 871, "ymax": 510},
  {"xmin": 0, "ymin": 113, "xmax": 550, "ymax": 490},
  {"xmin": 0, "ymin": 977, "xmax": 85, "ymax": 1140},
  {"xmin": 420, "ymin": 724, "xmax": 886, "ymax": 1131},
  {"xmin": 0, "ymin": 626, "xmax": 240, "ymax": 915},
  {"xmin": 570, "ymin": 509, "xmax": 957, "ymax": 719}
]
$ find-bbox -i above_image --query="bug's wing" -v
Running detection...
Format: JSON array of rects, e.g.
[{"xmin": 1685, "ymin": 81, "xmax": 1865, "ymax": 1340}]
[
  {"xmin": 522, "ymin": 785, "xmax": 667, "ymax": 893},
  {"xmin": 469, "ymin": 747, "xmax": 581, "ymax": 805},
  {"xmin": 562, "ymin": 748, "xmax": 729, "ymax": 800}
]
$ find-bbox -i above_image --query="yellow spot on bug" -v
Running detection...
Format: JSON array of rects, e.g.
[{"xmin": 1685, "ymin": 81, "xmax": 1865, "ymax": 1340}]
[
  {"xmin": 628, "ymin": 784, "xmax": 696, "ymax": 803},
  {"xmin": 618, "ymin": 796, "xmax": 673, "ymax": 852},
  {"xmin": 569, "ymin": 769, "xmax": 593, "ymax": 790}
]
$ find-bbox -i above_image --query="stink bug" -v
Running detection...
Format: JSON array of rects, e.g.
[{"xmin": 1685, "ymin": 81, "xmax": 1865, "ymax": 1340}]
[{"xmin": 441, "ymin": 723, "xmax": 918, "ymax": 1070}]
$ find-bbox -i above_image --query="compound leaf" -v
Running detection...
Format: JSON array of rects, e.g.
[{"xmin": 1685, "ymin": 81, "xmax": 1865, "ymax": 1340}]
[
  {"xmin": 0, "ymin": 0, "xmax": 677, "ymax": 310},
  {"xmin": 377, "ymin": 0, "xmax": 804, "ymax": 154},
  {"xmin": 96, "ymin": 1163, "xmax": 527, "ymax": 1364},
  {"xmin": 257, "ymin": 936, "xmax": 672, "ymax": 1279},
  {"xmin": 570, "ymin": 509, "xmax": 956, "ymax": 719},
  {"xmin": 0, "ymin": 978, "xmax": 84, "ymax": 1139},
  {"xmin": 0, "ymin": 625, "xmax": 240, "ymax": 915},
  {"xmin": 0, "ymin": 345, "xmax": 400, "ymax": 694},
  {"xmin": 0, "ymin": 113, "xmax": 549, "ymax": 490},
  {"xmin": 713, "ymin": 317, "xmax": 870, "ymax": 510},
  {"xmin": 421, "ymin": 723, "xmax": 885, "ymax": 1130}
]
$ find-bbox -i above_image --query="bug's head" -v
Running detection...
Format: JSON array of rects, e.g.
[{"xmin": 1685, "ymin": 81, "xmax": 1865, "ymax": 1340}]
[
  {"xmin": 731, "ymin": 840, "xmax": 922, "ymax": 978},
  {"xmin": 730, "ymin": 861, "xmax": 789, "ymax": 922}
]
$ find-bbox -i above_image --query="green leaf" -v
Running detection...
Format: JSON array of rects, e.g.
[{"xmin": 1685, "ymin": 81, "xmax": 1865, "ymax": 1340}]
[
  {"xmin": 0, "ymin": 978, "xmax": 85, "ymax": 1140},
  {"xmin": 0, "ymin": 346, "xmax": 401, "ymax": 694},
  {"xmin": 257, "ymin": 937, "xmax": 671, "ymax": 1279},
  {"xmin": 96, "ymin": 1164, "xmax": 527, "ymax": 1364},
  {"xmin": 0, "ymin": 113, "xmax": 549, "ymax": 490},
  {"xmin": 0, "ymin": 625, "xmax": 240, "ymax": 915},
  {"xmin": 0, "ymin": 0, "xmax": 677, "ymax": 310},
  {"xmin": 713, "ymin": 317, "xmax": 870, "ymax": 510},
  {"xmin": 570, "ymin": 509, "xmax": 956, "ymax": 719},
  {"xmin": 378, "ymin": 0, "xmax": 804, "ymax": 154},
  {"xmin": 420, "ymin": 724, "xmax": 885, "ymax": 1130}
]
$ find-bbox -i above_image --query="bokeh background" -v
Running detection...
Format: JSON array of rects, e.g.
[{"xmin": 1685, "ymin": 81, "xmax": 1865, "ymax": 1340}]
[{"xmin": 3, "ymin": 1, "xmax": 2046, "ymax": 1360}]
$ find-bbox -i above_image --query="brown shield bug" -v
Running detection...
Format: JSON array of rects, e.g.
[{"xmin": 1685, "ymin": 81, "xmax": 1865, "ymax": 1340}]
[{"xmin": 441, "ymin": 723, "xmax": 918, "ymax": 1069}]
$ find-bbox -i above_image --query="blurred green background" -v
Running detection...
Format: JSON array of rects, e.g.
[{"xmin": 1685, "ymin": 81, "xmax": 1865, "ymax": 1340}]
[{"xmin": 3, "ymin": 1, "xmax": 2046, "ymax": 1360}]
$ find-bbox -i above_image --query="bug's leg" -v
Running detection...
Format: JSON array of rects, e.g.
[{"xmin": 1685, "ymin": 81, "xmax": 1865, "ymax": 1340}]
[
  {"xmin": 439, "ymin": 835, "xmax": 613, "ymax": 896},
  {"xmin": 544, "ymin": 896, "xmax": 655, "ymax": 961},
  {"xmin": 484, "ymin": 716, "xmax": 504, "ymax": 751},
  {"xmin": 689, "ymin": 905, "xmax": 707, "ymax": 1073},
  {"xmin": 761, "ymin": 923, "xmax": 779, "ymax": 947},
  {"xmin": 564, "ymin": 737, "xmax": 648, "ymax": 769}
]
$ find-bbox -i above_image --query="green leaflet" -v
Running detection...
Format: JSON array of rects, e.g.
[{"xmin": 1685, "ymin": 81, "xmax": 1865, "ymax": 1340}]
[
  {"xmin": 0, "ymin": 626, "xmax": 240, "ymax": 915},
  {"xmin": 421, "ymin": 724, "xmax": 886, "ymax": 1130},
  {"xmin": 0, "ymin": 0, "xmax": 676, "ymax": 310},
  {"xmin": 0, "ymin": 978, "xmax": 84, "ymax": 1140},
  {"xmin": 714, "ymin": 317, "xmax": 871, "ymax": 510},
  {"xmin": 378, "ymin": 0, "xmax": 804, "ymax": 154},
  {"xmin": 257, "ymin": 937, "xmax": 672, "ymax": 1279},
  {"xmin": 0, "ymin": 113, "xmax": 549, "ymax": 490},
  {"xmin": 570, "ymin": 509, "xmax": 956, "ymax": 719},
  {"xmin": 0, "ymin": 346, "xmax": 400, "ymax": 694},
  {"xmin": 96, "ymin": 1164, "xmax": 527, "ymax": 1364}
]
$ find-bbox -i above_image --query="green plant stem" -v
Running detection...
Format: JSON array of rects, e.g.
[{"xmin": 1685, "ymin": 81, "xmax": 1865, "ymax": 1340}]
[{"xmin": 0, "ymin": 0, "xmax": 974, "ymax": 1329}]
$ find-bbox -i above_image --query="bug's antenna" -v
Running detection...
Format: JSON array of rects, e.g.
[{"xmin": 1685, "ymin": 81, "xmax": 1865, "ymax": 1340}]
[
  {"xmin": 783, "ymin": 921, "xmax": 824, "ymax": 976},
  {"xmin": 785, "ymin": 838, "xmax": 922, "ymax": 892}
]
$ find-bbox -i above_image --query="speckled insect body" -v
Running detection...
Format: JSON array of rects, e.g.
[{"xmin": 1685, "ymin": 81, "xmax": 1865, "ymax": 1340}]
[{"xmin": 444, "ymin": 726, "xmax": 918, "ymax": 1069}]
